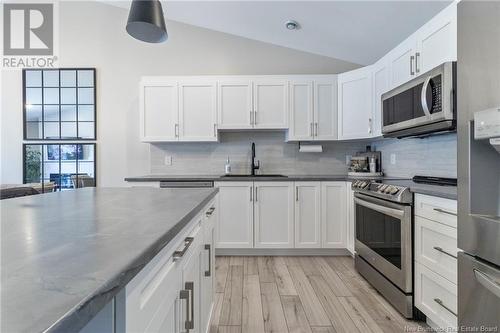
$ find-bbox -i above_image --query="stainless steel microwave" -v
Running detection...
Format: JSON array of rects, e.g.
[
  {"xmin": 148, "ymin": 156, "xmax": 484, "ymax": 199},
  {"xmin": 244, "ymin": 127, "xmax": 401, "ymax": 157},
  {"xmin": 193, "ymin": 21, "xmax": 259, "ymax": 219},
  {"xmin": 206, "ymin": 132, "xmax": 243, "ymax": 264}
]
[{"xmin": 382, "ymin": 62, "xmax": 456, "ymax": 138}]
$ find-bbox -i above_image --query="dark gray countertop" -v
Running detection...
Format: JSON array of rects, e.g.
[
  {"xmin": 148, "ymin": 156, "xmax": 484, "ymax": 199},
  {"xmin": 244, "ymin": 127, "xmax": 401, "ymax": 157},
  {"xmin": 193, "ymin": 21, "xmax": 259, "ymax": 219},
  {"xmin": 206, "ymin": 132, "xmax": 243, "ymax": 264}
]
[
  {"xmin": 1, "ymin": 187, "xmax": 218, "ymax": 333},
  {"xmin": 124, "ymin": 174, "xmax": 456, "ymax": 199}
]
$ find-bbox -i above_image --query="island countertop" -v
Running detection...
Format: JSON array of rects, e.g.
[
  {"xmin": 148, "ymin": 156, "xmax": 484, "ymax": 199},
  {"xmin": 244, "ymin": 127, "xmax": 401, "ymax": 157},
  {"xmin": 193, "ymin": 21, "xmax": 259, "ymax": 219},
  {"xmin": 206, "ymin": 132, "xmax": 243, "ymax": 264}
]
[{"xmin": 1, "ymin": 187, "xmax": 218, "ymax": 333}]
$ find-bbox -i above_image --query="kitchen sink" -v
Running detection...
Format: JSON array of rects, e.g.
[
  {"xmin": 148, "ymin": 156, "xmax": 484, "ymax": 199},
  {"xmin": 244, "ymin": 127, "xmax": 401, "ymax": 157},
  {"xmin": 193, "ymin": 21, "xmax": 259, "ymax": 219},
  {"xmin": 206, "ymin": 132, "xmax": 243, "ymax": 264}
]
[{"xmin": 220, "ymin": 174, "xmax": 288, "ymax": 178}]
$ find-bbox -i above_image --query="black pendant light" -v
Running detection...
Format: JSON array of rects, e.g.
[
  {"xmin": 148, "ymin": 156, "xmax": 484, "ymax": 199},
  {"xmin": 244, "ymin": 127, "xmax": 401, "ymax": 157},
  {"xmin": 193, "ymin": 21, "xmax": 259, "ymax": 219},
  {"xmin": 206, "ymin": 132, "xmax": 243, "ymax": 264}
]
[{"xmin": 126, "ymin": 0, "xmax": 168, "ymax": 43}]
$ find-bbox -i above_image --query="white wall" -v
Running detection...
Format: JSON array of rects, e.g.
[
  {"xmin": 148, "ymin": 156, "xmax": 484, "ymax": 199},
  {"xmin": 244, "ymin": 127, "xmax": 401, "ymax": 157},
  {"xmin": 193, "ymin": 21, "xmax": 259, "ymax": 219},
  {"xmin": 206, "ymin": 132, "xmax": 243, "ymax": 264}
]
[{"xmin": 0, "ymin": 1, "xmax": 358, "ymax": 186}]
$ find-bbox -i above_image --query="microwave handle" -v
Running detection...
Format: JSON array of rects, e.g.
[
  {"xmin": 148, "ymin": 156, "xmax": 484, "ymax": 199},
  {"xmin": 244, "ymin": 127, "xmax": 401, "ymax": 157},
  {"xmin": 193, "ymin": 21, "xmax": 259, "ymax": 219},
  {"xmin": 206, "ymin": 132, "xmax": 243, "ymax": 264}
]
[{"xmin": 421, "ymin": 76, "xmax": 433, "ymax": 117}]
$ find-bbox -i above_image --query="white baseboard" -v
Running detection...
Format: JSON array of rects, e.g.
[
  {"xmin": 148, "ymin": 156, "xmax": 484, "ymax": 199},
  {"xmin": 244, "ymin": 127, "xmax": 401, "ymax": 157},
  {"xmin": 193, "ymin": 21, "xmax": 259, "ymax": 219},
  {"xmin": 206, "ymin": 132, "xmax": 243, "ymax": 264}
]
[{"xmin": 215, "ymin": 248, "xmax": 351, "ymax": 256}]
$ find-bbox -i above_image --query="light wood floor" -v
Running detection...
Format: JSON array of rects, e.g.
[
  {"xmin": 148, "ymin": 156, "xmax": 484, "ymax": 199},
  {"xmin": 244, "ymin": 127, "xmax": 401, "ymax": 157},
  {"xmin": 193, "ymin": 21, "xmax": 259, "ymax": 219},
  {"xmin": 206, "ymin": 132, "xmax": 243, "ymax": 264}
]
[{"xmin": 209, "ymin": 256, "xmax": 427, "ymax": 333}]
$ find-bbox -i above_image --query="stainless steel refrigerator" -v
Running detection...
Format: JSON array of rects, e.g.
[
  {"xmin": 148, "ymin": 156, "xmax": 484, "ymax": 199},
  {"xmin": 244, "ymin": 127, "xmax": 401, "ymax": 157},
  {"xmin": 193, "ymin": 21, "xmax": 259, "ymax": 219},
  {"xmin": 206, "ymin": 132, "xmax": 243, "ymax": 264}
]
[{"xmin": 457, "ymin": 1, "xmax": 500, "ymax": 330}]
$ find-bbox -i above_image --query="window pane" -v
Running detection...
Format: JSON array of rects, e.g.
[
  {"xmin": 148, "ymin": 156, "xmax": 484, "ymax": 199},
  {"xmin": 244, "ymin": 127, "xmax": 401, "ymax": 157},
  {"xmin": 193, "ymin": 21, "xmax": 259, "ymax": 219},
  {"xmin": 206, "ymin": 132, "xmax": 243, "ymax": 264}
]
[
  {"xmin": 78, "ymin": 122, "xmax": 94, "ymax": 139},
  {"xmin": 61, "ymin": 122, "xmax": 77, "ymax": 139},
  {"xmin": 78, "ymin": 105, "xmax": 94, "ymax": 121},
  {"xmin": 78, "ymin": 70, "xmax": 94, "ymax": 86},
  {"xmin": 80, "ymin": 144, "xmax": 95, "ymax": 161},
  {"xmin": 25, "ymin": 70, "xmax": 42, "ymax": 87},
  {"xmin": 78, "ymin": 88, "xmax": 94, "ymax": 104},
  {"xmin": 26, "ymin": 105, "xmax": 42, "ymax": 121},
  {"xmin": 61, "ymin": 105, "xmax": 76, "ymax": 121},
  {"xmin": 44, "ymin": 105, "xmax": 59, "ymax": 121},
  {"xmin": 43, "ymin": 88, "xmax": 59, "ymax": 104},
  {"xmin": 44, "ymin": 145, "xmax": 60, "ymax": 187},
  {"xmin": 24, "ymin": 145, "xmax": 43, "ymax": 183},
  {"xmin": 43, "ymin": 70, "xmax": 59, "ymax": 87},
  {"xmin": 26, "ymin": 122, "xmax": 42, "ymax": 139},
  {"xmin": 26, "ymin": 88, "xmax": 42, "ymax": 104},
  {"xmin": 61, "ymin": 88, "xmax": 76, "ymax": 104},
  {"xmin": 44, "ymin": 122, "xmax": 59, "ymax": 139},
  {"xmin": 60, "ymin": 70, "xmax": 76, "ymax": 87}
]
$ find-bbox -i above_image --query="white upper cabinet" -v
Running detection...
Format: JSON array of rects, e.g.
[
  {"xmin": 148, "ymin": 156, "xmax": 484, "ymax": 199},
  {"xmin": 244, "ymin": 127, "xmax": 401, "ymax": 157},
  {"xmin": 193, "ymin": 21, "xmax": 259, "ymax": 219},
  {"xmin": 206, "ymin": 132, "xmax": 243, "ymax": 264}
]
[
  {"xmin": 179, "ymin": 81, "xmax": 218, "ymax": 141},
  {"xmin": 254, "ymin": 182, "xmax": 294, "ymax": 248},
  {"xmin": 415, "ymin": 2, "xmax": 457, "ymax": 75},
  {"xmin": 217, "ymin": 80, "xmax": 253, "ymax": 129},
  {"xmin": 253, "ymin": 79, "xmax": 289, "ymax": 129},
  {"xmin": 294, "ymin": 182, "xmax": 321, "ymax": 248},
  {"xmin": 338, "ymin": 67, "xmax": 373, "ymax": 140},
  {"xmin": 289, "ymin": 80, "xmax": 314, "ymax": 141},
  {"xmin": 314, "ymin": 79, "xmax": 338, "ymax": 140},
  {"xmin": 372, "ymin": 57, "xmax": 389, "ymax": 138},
  {"xmin": 388, "ymin": 37, "xmax": 418, "ymax": 89},
  {"xmin": 140, "ymin": 80, "xmax": 178, "ymax": 142}
]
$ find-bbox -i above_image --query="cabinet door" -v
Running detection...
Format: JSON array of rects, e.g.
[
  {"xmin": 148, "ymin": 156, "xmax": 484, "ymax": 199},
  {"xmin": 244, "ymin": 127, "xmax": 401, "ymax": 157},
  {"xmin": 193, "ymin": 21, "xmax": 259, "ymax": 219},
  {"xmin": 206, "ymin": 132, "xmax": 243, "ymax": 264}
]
[
  {"xmin": 181, "ymin": 223, "xmax": 203, "ymax": 333},
  {"xmin": 314, "ymin": 78, "xmax": 338, "ymax": 141},
  {"xmin": 321, "ymin": 182, "xmax": 347, "ymax": 248},
  {"xmin": 416, "ymin": 2, "xmax": 457, "ymax": 75},
  {"xmin": 388, "ymin": 38, "xmax": 417, "ymax": 89},
  {"xmin": 201, "ymin": 202, "xmax": 216, "ymax": 333},
  {"xmin": 338, "ymin": 67, "xmax": 373, "ymax": 140},
  {"xmin": 140, "ymin": 81, "xmax": 178, "ymax": 142},
  {"xmin": 372, "ymin": 58, "xmax": 389, "ymax": 138},
  {"xmin": 178, "ymin": 81, "xmax": 217, "ymax": 142},
  {"xmin": 217, "ymin": 80, "xmax": 253, "ymax": 129},
  {"xmin": 254, "ymin": 182, "xmax": 294, "ymax": 248},
  {"xmin": 288, "ymin": 80, "xmax": 314, "ymax": 141},
  {"xmin": 346, "ymin": 183, "xmax": 355, "ymax": 254},
  {"xmin": 253, "ymin": 79, "xmax": 288, "ymax": 129},
  {"xmin": 294, "ymin": 182, "xmax": 321, "ymax": 248},
  {"xmin": 214, "ymin": 182, "xmax": 254, "ymax": 248}
]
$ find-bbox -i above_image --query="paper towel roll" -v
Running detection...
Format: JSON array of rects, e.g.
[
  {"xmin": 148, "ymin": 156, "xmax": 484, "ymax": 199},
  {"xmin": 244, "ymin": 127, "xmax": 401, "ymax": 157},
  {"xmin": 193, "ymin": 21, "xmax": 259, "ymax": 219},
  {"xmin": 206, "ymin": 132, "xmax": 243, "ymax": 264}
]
[{"xmin": 299, "ymin": 144, "xmax": 323, "ymax": 153}]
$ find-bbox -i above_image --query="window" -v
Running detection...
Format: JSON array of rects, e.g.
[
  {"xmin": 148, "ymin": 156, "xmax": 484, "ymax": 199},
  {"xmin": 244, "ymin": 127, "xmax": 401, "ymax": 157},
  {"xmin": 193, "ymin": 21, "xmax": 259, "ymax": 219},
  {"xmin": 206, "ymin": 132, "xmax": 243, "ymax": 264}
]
[
  {"xmin": 23, "ymin": 144, "xmax": 96, "ymax": 191},
  {"xmin": 23, "ymin": 68, "xmax": 96, "ymax": 140}
]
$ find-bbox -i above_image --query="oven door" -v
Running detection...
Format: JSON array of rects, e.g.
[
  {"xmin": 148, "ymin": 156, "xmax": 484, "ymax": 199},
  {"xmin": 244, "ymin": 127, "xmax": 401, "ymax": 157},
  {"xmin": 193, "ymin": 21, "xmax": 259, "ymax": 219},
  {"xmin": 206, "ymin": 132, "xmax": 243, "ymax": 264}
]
[{"xmin": 354, "ymin": 193, "xmax": 413, "ymax": 292}]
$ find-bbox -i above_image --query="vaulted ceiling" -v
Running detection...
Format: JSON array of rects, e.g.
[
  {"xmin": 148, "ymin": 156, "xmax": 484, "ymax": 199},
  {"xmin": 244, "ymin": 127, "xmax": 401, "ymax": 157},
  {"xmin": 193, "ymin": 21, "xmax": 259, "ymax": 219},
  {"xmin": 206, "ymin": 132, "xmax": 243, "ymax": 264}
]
[{"xmin": 109, "ymin": 1, "xmax": 452, "ymax": 65}]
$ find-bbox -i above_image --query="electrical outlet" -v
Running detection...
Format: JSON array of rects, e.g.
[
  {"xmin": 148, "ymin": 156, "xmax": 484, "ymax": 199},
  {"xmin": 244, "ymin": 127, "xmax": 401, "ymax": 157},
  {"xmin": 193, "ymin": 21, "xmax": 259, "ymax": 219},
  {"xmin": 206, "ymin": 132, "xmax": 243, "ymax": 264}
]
[
  {"xmin": 390, "ymin": 153, "xmax": 396, "ymax": 165},
  {"xmin": 164, "ymin": 155, "xmax": 172, "ymax": 166},
  {"xmin": 346, "ymin": 155, "xmax": 352, "ymax": 165}
]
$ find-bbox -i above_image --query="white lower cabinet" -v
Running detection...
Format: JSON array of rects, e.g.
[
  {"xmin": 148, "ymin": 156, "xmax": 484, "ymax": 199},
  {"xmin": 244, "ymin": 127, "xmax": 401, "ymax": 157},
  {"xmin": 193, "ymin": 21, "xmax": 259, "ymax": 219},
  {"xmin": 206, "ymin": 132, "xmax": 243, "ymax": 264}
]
[
  {"xmin": 321, "ymin": 182, "xmax": 347, "ymax": 248},
  {"xmin": 346, "ymin": 184, "xmax": 355, "ymax": 254},
  {"xmin": 125, "ymin": 201, "xmax": 216, "ymax": 333},
  {"xmin": 254, "ymin": 182, "xmax": 294, "ymax": 248},
  {"xmin": 294, "ymin": 182, "xmax": 321, "ymax": 248},
  {"xmin": 215, "ymin": 182, "xmax": 254, "ymax": 248},
  {"xmin": 200, "ymin": 202, "xmax": 216, "ymax": 331}
]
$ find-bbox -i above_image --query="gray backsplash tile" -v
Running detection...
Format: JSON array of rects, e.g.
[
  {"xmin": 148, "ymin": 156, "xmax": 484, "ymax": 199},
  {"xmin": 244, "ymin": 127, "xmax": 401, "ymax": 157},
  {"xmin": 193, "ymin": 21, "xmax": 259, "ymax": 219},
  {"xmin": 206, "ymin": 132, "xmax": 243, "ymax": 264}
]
[{"xmin": 150, "ymin": 132, "xmax": 457, "ymax": 178}]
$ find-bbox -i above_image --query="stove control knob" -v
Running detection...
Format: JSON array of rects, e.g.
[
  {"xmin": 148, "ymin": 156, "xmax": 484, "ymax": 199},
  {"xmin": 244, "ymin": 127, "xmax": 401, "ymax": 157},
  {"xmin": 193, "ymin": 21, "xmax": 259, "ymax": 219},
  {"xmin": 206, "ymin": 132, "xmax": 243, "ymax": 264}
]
[
  {"xmin": 385, "ymin": 186, "xmax": 393, "ymax": 194},
  {"xmin": 390, "ymin": 187, "xmax": 399, "ymax": 195},
  {"xmin": 379, "ymin": 184, "xmax": 387, "ymax": 192}
]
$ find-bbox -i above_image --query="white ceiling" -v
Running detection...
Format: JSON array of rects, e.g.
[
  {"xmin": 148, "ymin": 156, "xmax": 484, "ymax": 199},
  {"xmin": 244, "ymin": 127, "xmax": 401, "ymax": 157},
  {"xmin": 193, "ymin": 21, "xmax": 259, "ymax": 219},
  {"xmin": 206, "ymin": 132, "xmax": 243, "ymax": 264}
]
[{"xmin": 110, "ymin": 1, "xmax": 452, "ymax": 65}]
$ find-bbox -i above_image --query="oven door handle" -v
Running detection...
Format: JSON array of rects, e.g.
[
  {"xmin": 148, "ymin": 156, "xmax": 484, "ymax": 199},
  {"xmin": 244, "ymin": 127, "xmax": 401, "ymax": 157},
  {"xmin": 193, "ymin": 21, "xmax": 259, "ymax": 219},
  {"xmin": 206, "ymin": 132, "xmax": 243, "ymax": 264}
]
[{"xmin": 354, "ymin": 197, "xmax": 406, "ymax": 219}]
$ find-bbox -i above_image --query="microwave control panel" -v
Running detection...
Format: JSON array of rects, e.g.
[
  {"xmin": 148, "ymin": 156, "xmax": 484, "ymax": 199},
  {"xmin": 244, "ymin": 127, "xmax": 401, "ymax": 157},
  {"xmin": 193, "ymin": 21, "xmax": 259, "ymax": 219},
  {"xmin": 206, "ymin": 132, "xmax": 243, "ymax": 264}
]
[{"xmin": 474, "ymin": 107, "xmax": 500, "ymax": 139}]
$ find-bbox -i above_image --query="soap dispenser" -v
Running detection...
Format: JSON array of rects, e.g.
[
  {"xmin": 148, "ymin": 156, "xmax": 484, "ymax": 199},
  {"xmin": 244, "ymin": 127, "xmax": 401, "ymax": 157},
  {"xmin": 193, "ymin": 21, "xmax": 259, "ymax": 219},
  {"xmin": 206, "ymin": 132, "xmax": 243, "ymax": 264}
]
[{"xmin": 225, "ymin": 157, "xmax": 232, "ymax": 175}]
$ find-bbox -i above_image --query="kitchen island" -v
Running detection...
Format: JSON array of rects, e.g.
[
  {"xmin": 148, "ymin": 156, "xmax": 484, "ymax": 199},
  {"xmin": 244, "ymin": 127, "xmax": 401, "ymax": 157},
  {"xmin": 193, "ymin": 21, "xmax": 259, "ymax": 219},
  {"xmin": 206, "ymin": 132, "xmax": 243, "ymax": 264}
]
[{"xmin": 1, "ymin": 187, "xmax": 218, "ymax": 333}]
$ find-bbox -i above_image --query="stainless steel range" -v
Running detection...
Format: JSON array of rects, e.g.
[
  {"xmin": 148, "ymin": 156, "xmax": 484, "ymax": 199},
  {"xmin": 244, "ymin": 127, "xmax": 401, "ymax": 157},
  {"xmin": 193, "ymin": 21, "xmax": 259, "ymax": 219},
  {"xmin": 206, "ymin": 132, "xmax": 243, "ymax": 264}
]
[{"xmin": 351, "ymin": 180, "xmax": 415, "ymax": 318}]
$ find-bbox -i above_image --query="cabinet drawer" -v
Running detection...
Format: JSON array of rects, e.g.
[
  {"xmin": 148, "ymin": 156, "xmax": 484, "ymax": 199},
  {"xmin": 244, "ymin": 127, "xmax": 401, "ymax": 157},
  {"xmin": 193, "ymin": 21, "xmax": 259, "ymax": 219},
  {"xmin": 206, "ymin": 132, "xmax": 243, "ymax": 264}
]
[
  {"xmin": 415, "ymin": 194, "xmax": 457, "ymax": 228},
  {"xmin": 415, "ymin": 216, "xmax": 457, "ymax": 283},
  {"xmin": 415, "ymin": 263, "xmax": 457, "ymax": 330}
]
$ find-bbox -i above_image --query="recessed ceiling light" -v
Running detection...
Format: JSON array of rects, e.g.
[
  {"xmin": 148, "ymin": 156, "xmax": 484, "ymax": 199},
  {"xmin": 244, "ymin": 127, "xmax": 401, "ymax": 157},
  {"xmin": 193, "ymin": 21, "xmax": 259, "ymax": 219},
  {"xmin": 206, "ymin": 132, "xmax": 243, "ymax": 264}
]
[{"xmin": 285, "ymin": 20, "xmax": 300, "ymax": 30}]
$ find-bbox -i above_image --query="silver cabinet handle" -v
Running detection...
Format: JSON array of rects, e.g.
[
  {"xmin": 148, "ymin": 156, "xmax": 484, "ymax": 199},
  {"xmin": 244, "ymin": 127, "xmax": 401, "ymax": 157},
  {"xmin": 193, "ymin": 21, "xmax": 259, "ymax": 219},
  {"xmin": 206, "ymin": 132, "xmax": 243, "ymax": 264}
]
[
  {"xmin": 173, "ymin": 237, "xmax": 194, "ymax": 261},
  {"xmin": 213, "ymin": 124, "xmax": 217, "ymax": 137},
  {"xmin": 205, "ymin": 207, "xmax": 215, "ymax": 217},
  {"xmin": 433, "ymin": 246, "xmax": 457, "ymax": 259},
  {"xmin": 433, "ymin": 298, "xmax": 457, "ymax": 317},
  {"xmin": 433, "ymin": 208, "xmax": 457, "ymax": 217},
  {"xmin": 410, "ymin": 55, "xmax": 415, "ymax": 76},
  {"xmin": 296, "ymin": 186, "xmax": 299, "ymax": 202},
  {"xmin": 315, "ymin": 122, "xmax": 318, "ymax": 137},
  {"xmin": 250, "ymin": 111, "xmax": 253, "ymax": 125},
  {"xmin": 415, "ymin": 52, "xmax": 420, "ymax": 73},
  {"xmin": 368, "ymin": 118, "xmax": 372, "ymax": 134},
  {"xmin": 310, "ymin": 122, "xmax": 313, "ymax": 136},
  {"xmin": 474, "ymin": 269, "xmax": 500, "ymax": 299},
  {"xmin": 250, "ymin": 187, "xmax": 253, "ymax": 202},
  {"xmin": 180, "ymin": 282, "xmax": 194, "ymax": 331},
  {"xmin": 255, "ymin": 186, "xmax": 258, "ymax": 202},
  {"xmin": 204, "ymin": 244, "xmax": 211, "ymax": 277},
  {"xmin": 254, "ymin": 111, "xmax": 257, "ymax": 125},
  {"xmin": 175, "ymin": 123, "xmax": 179, "ymax": 137}
]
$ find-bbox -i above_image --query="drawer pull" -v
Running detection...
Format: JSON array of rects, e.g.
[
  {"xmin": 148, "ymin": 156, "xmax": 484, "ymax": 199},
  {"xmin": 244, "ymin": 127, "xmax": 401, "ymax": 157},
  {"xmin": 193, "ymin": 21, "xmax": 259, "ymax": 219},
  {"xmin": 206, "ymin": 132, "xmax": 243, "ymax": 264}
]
[
  {"xmin": 433, "ymin": 246, "xmax": 457, "ymax": 259},
  {"xmin": 173, "ymin": 237, "xmax": 194, "ymax": 261},
  {"xmin": 205, "ymin": 207, "xmax": 215, "ymax": 216},
  {"xmin": 433, "ymin": 208, "xmax": 457, "ymax": 216},
  {"xmin": 180, "ymin": 282, "xmax": 194, "ymax": 331},
  {"xmin": 434, "ymin": 298, "xmax": 457, "ymax": 317},
  {"xmin": 474, "ymin": 269, "xmax": 500, "ymax": 299},
  {"xmin": 204, "ymin": 244, "xmax": 211, "ymax": 277}
]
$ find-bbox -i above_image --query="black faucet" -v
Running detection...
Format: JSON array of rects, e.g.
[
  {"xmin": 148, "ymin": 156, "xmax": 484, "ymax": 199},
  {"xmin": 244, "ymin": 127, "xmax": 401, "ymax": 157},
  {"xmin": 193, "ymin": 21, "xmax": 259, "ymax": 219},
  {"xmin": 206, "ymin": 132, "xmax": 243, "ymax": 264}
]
[{"xmin": 251, "ymin": 142, "xmax": 260, "ymax": 176}]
